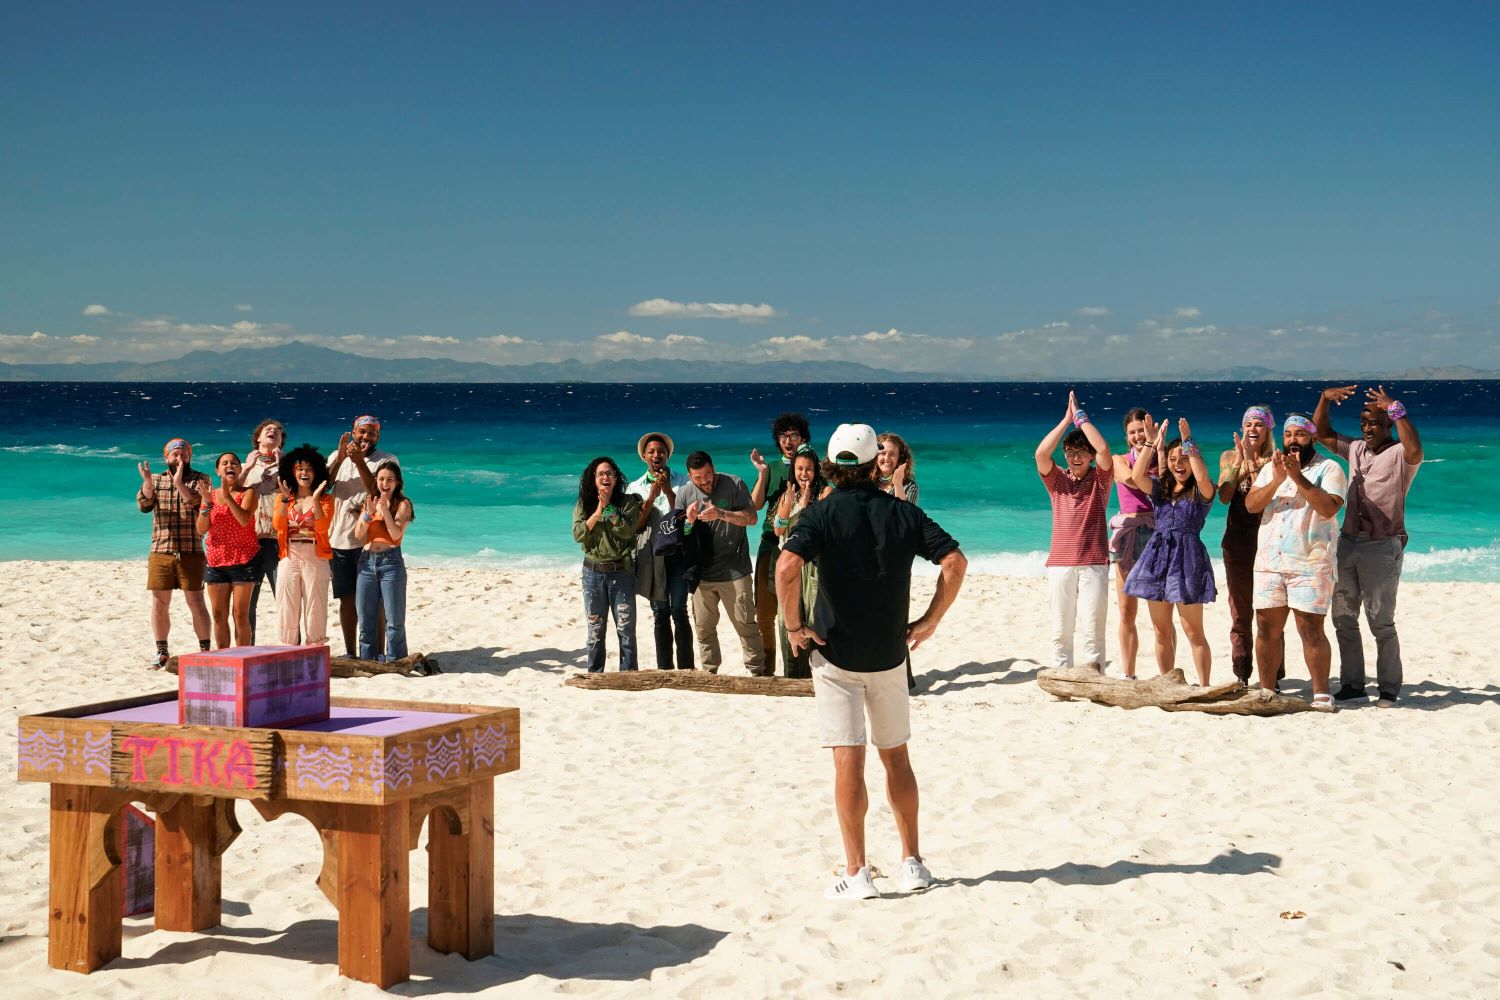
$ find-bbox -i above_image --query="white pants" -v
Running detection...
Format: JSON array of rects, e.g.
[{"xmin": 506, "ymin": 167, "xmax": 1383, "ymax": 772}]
[
  {"xmin": 1047, "ymin": 564, "xmax": 1109, "ymax": 670},
  {"xmin": 276, "ymin": 544, "xmax": 330, "ymax": 647}
]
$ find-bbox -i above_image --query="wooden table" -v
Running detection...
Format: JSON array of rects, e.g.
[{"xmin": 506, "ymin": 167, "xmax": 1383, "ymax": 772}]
[{"xmin": 18, "ymin": 694, "xmax": 520, "ymax": 988}]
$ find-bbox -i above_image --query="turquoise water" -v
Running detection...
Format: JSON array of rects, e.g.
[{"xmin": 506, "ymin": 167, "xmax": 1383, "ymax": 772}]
[{"xmin": 2, "ymin": 381, "xmax": 1494, "ymax": 581}]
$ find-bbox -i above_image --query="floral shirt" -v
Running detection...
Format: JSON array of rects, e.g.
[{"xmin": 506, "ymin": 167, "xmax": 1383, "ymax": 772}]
[{"xmin": 1252, "ymin": 457, "xmax": 1348, "ymax": 574}]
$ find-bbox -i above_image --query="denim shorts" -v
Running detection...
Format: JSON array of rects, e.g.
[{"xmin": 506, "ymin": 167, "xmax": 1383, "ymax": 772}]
[{"xmin": 204, "ymin": 561, "xmax": 256, "ymax": 585}]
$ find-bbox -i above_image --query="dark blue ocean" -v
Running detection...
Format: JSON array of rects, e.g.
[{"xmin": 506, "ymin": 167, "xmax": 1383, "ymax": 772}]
[{"xmin": 2, "ymin": 381, "xmax": 1494, "ymax": 581}]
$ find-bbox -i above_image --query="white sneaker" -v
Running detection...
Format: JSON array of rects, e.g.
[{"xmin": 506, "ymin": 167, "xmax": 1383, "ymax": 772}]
[
  {"xmin": 898, "ymin": 857, "xmax": 933, "ymax": 892},
  {"xmin": 826, "ymin": 865, "xmax": 880, "ymax": 900}
]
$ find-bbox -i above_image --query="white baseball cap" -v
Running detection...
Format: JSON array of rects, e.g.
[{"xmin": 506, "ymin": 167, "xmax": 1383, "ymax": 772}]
[{"xmin": 827, "ymin": 423, "xmax": 878, "ymax": 465}]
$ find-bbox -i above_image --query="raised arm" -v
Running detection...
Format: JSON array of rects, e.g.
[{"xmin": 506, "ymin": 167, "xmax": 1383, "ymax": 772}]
[
  {"xmin": 1034, "ymin": 394, "xmax": 1075, "ymax": 476},
  {"xmin": 1179, "ymin": 418, "xmax": 1214, "ymax": 500},
  {"xmin": 1368, "ymin": 385, "xmax": 1423, "ymax": 464},
  {"xmin": 1133, "ymin": 419, "xmax": 1166, "ymax": 494},
  {"xmin": 136, "ymin": 460, "xmax": 158, "ymax": 512},
  {"xmin": 1313, "ymin": 385, "xmax": 1356, "ymax": 451},
  {"xmin": 747, "ymin": 449, "xmax": 771, "ymax": 509},
  {"xmin": 1217, "ymin": 434, "xmax": 1247, "ymax": 505},
  {"xmin": 1073, "ymin": 392, "xmax": 1112, "ymax": 473}
]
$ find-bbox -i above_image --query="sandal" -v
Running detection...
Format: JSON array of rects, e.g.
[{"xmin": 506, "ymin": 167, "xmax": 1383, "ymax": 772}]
[
  {"xmin": 151, "ymin": 650, "xmax": 169, "ymax": 671},
  {"xmin": 1310, "ymin": 693, "xmax": 1336, "ymax": 712}
]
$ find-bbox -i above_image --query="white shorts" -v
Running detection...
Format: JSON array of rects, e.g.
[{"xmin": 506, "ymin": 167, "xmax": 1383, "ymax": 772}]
[{"xmin": 811, "ymin": 651, "xmax": 911, "ymax": 749}]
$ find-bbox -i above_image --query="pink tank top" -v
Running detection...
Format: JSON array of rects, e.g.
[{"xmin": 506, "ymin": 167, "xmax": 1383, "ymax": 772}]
[{"xmin": 1116, "ymin": 448, "xmax": 1153, "ymax": 514}]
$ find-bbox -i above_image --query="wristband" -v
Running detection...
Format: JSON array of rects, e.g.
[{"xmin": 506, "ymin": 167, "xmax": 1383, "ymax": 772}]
[
  {"xmin": 774, "ymin": 516, "xmax": 789, "ymax": 529},
  {"xmin": 1072, "ymin": 410, "xmax": 1089, "ymax": 428},
  {"xmin": 786, "ymin": 623, "xmax": 803, "ymax": 633},
  {"xmin": 199, "ymin": 505, "xmax": 212, "ymax": 513},
  {"xmin": 362, "ymin": 513, "xmax": 374, "ymax": 523},
  {"xmin": 1386, "ymin": 400, "xmax": 1407, "ymax": 421},
  {"xmin": 1180, "ymin": 438, "xmax": 1201, "ymax": 458}
]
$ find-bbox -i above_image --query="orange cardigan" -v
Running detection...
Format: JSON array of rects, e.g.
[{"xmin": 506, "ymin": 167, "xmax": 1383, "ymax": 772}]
[{"xmin": 273, "ymin": 494, "xmax": 335, "ymax": 559}]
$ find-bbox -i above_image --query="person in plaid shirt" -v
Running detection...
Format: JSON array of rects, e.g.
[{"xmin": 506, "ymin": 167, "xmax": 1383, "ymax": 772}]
[{"xmin": 136, "ymin": 437, "xmax": 213, "ymax": 669}]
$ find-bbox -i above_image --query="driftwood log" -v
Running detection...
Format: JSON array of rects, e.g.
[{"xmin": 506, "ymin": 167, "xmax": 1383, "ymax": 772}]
[
  {"xmin": 1037, "ymin": 667, "xmax": 1313, "ymax": 716},
  {"xmin": 165, "ymin": 652, "xmax": 440, "ymax": 678},
  {"xmin": 565, "ymin": 670, "xmax": 813, "ymax": 697}
]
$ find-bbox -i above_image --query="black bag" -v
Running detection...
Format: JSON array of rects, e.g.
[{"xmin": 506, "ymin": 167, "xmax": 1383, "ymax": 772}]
[{"xmin": 652, "ymin": 507, "xmax": 686, "ymax": 555}]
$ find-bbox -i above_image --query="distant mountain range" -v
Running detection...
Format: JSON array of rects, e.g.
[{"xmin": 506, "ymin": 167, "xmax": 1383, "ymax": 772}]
[{"xmin": 0, "ymin": 342, "xmax": 1495, "ymax": 382}]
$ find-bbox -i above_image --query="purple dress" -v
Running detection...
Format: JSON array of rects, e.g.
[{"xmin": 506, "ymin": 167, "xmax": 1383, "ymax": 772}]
[{"xmin": 1123, "ymin": 483, "xmax": 1217, "ymax": 604}]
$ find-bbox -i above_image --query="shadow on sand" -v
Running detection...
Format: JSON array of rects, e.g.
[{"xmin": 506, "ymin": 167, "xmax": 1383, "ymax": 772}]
[{"xmin": 113, "ymin": 910, "xmax": 728, "ymax": 993}]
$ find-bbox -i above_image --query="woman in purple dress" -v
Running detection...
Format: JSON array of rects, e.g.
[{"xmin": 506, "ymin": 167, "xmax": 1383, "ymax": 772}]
[{"xmin": 1124, "ymin": 417, "xmax": 1217, "ymax": 685}]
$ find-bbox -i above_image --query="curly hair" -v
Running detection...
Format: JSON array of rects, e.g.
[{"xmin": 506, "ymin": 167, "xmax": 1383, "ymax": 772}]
[
  {"xmin": 278, "ymin": 443, "xmax": 330, "ymax": 494},
  {"xmin": 250, "ymin": 418, "xmax": 286, "ymax": 450},
  {"xmin": 577, "ymin": 456, "xmax": 626, "ymax": 512},
  {"xmin": 821, "ymin": 457, "xmax": 876, "ymax": 489},
  {"xmin": 877, "ymin": 432, "xmax": 916, "ymax": 485},
  {"xmin": 771, "ymin": 412, "xmax": 811, "ymax": 445}
]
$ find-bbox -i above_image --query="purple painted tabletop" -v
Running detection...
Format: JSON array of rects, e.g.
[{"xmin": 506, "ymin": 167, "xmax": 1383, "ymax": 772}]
[{"xmin": 81, "ymin": 700, "xmax": 473, "ymax": 736}]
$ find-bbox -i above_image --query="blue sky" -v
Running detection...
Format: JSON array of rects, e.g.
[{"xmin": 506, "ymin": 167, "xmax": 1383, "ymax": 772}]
[{"xmin": 3, "ymin": 3, "xmax": 1497, "ymax": 375}]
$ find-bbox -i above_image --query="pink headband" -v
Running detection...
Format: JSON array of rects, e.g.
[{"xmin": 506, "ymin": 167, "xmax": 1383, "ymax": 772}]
[
  {"xmin": 354, "ymin": 415, "xmax": 381, "ymax": 431},
  {"xmin": 1242, "ymin": 406, "xmax": 1274, "ymax": 428}
]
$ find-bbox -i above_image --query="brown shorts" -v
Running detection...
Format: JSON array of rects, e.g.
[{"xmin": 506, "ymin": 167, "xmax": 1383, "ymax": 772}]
[{"xmin": 146, "ymin": 552, "xmax": 206, "ymax": 591}]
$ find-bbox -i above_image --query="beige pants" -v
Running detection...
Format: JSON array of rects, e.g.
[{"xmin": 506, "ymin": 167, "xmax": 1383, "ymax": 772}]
[
  {"xmin": 276, "ymin": 544, "xmax": 330, "ymax": 646},
  {"xmin": 691, "ymin": 575, "xmax": 766, "ymax": 675}
]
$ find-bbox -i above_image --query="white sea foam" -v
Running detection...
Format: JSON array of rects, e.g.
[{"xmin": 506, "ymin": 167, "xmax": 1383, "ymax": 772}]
[{"xmin": 2, "ymin": 444, "xmax": 145, "ymax": 460}]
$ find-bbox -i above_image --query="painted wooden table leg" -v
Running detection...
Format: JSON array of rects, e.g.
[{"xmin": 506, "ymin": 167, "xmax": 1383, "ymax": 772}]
[
  {"xmin": 336, "ymin": 800, "xmax": 410, "ymax": 988},
  {"xmin": 427, "ymin": 777, "xmax": 495, "ymax": 960},
  {"xmin": 48, "ymin": 783, "xmax": 123, "ymax": 973},
  {"xmin": 155, "ymin": 796, "xmax": 236, "ymax": 931}
]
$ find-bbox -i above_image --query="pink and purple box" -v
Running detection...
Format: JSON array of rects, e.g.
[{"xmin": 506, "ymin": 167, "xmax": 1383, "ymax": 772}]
[{"xmin": 177, "ymin": 645, "xmax": 331, "ymax": 729}]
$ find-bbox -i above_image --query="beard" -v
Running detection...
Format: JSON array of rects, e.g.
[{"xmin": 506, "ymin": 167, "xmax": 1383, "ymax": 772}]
[{"xmin": 1284, "ymin": 440, "xmax": 1316, "ymax": 467}]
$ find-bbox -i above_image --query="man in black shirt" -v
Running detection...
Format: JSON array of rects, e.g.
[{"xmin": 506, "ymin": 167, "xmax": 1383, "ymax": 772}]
[{"xmin": 779, "ymin": 423, "xmax": 966, "ymax": 900}]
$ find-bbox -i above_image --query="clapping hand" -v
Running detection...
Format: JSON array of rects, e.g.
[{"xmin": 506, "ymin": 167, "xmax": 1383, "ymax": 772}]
[
  {"xmin": 1179, "ymin": 417, "xmax": 1192, "ymax": 442},
  {"xmin": 1270, "ymin": 451, "xmax": 1290, "ymax": 485},
  {"xmin": 749, "ymin": 448, "xmax": 767, "ymax": 473},
  {"xmin": 137, "ymin": 459, "xmax": 153, "ymax": 485},
  {"xmin": 1065, "ymin": 391, "xmax": 1079, "ymax": 423},
  {"xmin": 1151, "ymin": 418, "xmax": 1168, "ymax": 452},
  {"xmin": 196, "ymin": 478, "xmax": 214, "ymax": 506}
]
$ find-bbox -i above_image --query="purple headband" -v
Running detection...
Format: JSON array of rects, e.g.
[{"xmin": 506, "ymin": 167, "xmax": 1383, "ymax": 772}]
[
  {"xmin": 1284, "ymin": 415, "xmax": 1316, "ymax": 434},
  {"xmin": 354, "ymin": 415, "xmax": 380, "ymax": 430},
  {"xmin": 1242, "ymin": 406, "xmax": 1274, "ymax": 428}
]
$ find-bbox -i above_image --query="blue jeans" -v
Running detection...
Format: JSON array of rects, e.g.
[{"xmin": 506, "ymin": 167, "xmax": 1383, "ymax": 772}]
[
  {"xmin": 356, "ymin": 547, "xmax": 408, "ymax": 661},
  {"xmin": 583, "ymin": 566, "xmax": 637, "ymax": 672}
]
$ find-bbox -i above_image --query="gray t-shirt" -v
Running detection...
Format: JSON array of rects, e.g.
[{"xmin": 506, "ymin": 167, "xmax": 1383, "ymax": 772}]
[
  {"xmin": 1334, "ymin": 435, "xmax": 1419, "ymax": 543},
  {"xmin": 675, "ymin": 473, "xmax": 753, "ymax": 582}
]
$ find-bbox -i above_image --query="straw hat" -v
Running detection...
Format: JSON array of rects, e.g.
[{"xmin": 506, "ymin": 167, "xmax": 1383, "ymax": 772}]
[{"xmin": 637, "ymin": 431, "xmax": 675, "ymax": 462}]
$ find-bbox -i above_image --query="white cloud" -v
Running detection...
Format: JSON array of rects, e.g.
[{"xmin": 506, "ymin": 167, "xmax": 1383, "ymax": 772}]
[
  {"xmin": 411, "ymin": 335, "xmax": 460, "ymax": 345},
  {"xmin": 1175, "ymin": 306, "xmax": 1202, "ymax": 319},
  {"xmin": 234, "ymin": 304, "xmax": 253, "ymax": 312},
  {"xmin": 1077, "ymin": 306, "xmax": 1111, "ymax": 317},
  {"xmin": 598, "ymin": 331, "xmax": 655, "ymax": 344},
  {"xmin": 663, "ymin": 334, "xmax": 707, "ymax": 346},
  {"xmin": 850, "ymin": 328, "xmax": 905, "ymax": 343},
  {"xmin": 627, "ymin": 298, "xmax": 782, "ymax": 322},
  {"xmin": 476, "ymin": 334, "xmax": 527, "ymax": 346},
  {"xmin": 83, "ymin": 304, "xmax": 111, "ymax": 316}
]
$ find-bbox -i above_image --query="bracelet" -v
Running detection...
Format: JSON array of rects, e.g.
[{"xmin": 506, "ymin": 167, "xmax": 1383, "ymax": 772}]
[
  {"xmin": 1072, "ymin": 410, "xmax": 1089, "ymax": 428},
  {"xmin": 198, "ymin": 506, "xmax": 212, "ymax": 513},
  {"xmin": 1180, "ymin": 438, "xmax": 1201, "ymax": 458},
  {"xmin": 774, "ymin": 516, "xmax": 789, "ymax": 529},
  {"xmin": 362, "ymin": 514, "xmax": 373, "ymax": 522},
  {"xmin": 1386, "ymin": 400, "xmax": 1407, "ymax": 421},
  {"xmin": 785, "ymin": 623, "xmax": 803, "ymax": 633}
]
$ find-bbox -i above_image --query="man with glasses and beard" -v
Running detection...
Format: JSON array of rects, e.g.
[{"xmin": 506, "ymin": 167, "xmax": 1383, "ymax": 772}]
[{"xmin": 1244, "ymin": 413, "xmax": 1348, "ymax": 711}]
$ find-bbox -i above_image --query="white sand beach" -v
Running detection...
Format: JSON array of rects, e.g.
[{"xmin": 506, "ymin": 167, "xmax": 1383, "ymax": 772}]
[{"xmin": 2, "ymin": 562, "xmax": 1498, "ymax": 997}]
